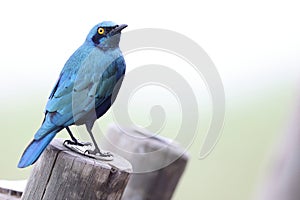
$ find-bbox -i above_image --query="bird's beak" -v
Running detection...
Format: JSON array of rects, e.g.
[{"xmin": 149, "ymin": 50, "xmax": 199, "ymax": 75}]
[{"xmin": 109, "ymin": 24, "xmax": 128, "ymax": 36}]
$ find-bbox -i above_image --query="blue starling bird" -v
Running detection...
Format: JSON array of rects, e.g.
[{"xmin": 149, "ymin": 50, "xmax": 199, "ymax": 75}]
[{"xmin": 18, "ymin": 21, "xmax": 127, "ymax": 168}]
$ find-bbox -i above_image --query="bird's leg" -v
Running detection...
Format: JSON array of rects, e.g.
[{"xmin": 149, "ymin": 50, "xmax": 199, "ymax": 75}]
[
  {"xmin": 86, "ymin": 125, "xmax": 112, "ymax": 157},
  {"xmin": 64, "ymin": 127, "xmax": 91, "ymax": 146}
]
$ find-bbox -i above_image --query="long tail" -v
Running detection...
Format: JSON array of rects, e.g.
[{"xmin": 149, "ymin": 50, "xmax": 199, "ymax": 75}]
[{"xmin": 18, "ymin": 131, "xmax": 57, "ymax": 168}]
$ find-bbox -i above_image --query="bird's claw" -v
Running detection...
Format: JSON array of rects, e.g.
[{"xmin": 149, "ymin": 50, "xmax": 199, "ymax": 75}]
[
  {"xmin": 63, "ymin": 139, "xmax": 92, "ymax": 147},
  {"xmin": 84, "ymin": 149, "xmax": 114, "ymax": 161},
  {"xmin": 63, "ymin": 140, "xmax": 113, "ymax": 161},
  {"xmin": 63, "ymin": 140, "xmax": 94, "ymax": 157},
  {"xmin": 86, "ymin": 149, "xmax": 113, "ymax": 157}
]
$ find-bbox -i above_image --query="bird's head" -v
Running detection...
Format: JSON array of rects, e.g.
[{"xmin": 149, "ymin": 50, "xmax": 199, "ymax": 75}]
[{"xmin": 86, "ymin": 21, "xmax": 127, "ymax": 50}]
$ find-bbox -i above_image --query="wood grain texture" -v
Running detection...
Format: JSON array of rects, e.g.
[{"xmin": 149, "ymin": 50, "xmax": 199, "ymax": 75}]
[
  {"xmin": 0, "ymin": 188, "xmax": 21, "ymax": 200},
  {"xmin": 101, "ymin": 125, "xmax": 189, "ymax": 200},
  {"xmin": 21, "ymin": 138, "xmax": 132, "ymax": 200},
  {"xmin": 0, "ymin": 182, "xmax": 23, "ymax": 200},
  {"xmin": 0, "ymin": 193, "xmax": 21, "ymax": 200}
]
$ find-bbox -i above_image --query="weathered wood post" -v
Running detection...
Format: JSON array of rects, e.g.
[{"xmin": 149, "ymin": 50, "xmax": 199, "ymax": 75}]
[
  {"xmin": 21, "ymin": 138, "xmax": 132, "ymax": 200},
  {"xmin": 101, "ymin": 125, "xmax": 189, "ymax": 200},
  {"xmin": 254, "ymin": 92, "xmax": 300, "ymax": 200},
  {"xmin": 0, "ymin": 180, "xmax": 23, "ymax": 200}
]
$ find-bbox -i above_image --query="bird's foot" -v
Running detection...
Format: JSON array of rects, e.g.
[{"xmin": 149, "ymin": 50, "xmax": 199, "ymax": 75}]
[
  {"xmin": 86, "ymin": 149, "xmax": 113, "ymax": 157},
  {"xmin": 84, "ymin": 149, "xmax": 114, "ymax": 161},
  {"xmin": 63, "ymin": 139, "xmax": 94, "ymax": 157},
  {"xmin": 63, "ymin": 139, "xmax": 92, "ymax": 147},
  {"xmin": 63, "ymin": 140, "xmax": 113, "ymax": 161}
]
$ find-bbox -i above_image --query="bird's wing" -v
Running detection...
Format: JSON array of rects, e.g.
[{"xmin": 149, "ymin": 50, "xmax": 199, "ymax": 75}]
[
  {"xmin": 96, "ymin": 55, "xmax": 126, "ymax": 106},
  {"xmin": 72, "ymin": 55, "xmax": 126, "ymax": 123},
  {"xmin": 34, "ymin": 47, "xmax": 124, "ymax": 140}
]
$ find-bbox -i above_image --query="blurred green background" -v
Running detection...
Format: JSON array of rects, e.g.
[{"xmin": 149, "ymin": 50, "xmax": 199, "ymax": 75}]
[
  {"xmin": 0, "ymin": 82, "xmax": 297, "ymax": 200},
  {"xmin": 1, "ymin": 0, "xmax": 300, "ymax": 200}
]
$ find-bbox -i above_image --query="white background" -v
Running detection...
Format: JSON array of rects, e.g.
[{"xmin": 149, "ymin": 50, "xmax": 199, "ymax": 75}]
[
  {"xmin": 0, "ymin": 1, "xmax": 300, "ymax": 200},
  {"xmin": 0, "ymin": 0, "xmax": 299, "ymax": 100}
]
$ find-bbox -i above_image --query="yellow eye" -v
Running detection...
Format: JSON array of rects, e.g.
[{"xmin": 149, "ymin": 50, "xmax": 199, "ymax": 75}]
[{"xmin": 98, "ymin": 27, "xmax": 105, "ymax": 35}]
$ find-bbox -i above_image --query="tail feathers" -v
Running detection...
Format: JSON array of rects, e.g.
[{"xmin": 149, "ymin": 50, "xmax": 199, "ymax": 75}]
[
  {"xmin": 18, "ymin": 132, "xmax": 57, "ymax": 168},
  {"xmin": 34, "ymin": 114, "xmax": 57, "ymax": 140}
]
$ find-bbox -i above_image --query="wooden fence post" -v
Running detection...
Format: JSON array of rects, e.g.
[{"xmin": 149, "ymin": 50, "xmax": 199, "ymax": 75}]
[
  {"xmin": 101, "ymin": 125, "xmax": 189, "ymax": 200},
  {"xmin": 0, "ymin": 180, "xmax": 24, "ymax": 200},
  {"xmin": 254, "ymin": 93, "xmax": 300, "ymax": 200},
  {"xmin": 21, "ymin": 138, "xmax": 132, "ymax": 200}
]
